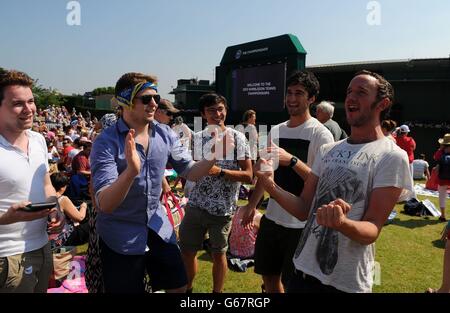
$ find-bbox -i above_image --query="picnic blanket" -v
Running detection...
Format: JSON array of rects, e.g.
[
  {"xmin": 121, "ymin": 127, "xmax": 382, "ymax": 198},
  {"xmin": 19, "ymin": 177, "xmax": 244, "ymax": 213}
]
[
  {"xmin": 47, "ymin": 255, "xmax": 88, "ymax": 293},
  {"xmin": 414, "ymin": 184, "xmax": 450, "ymax": 199},
  {"xmin": 226, "ymin": 251, "xmax": 255, "ymax": 273}
]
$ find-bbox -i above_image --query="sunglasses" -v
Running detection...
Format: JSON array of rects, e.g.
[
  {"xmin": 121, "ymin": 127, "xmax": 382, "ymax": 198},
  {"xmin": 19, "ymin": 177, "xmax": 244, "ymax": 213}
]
[{"xmin": 135, "ymin": 94, "xmax": 161, "ymax": 105}]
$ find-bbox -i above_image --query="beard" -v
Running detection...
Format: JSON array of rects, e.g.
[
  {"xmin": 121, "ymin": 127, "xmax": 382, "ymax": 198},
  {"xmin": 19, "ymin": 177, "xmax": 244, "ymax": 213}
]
[
  {"xmin": 346, "ymin": 99, "xmax": 379, "ymax": 127},
  {"xmin": 287, "ymin": 103, "xmax": 308, "ymax": 117}
]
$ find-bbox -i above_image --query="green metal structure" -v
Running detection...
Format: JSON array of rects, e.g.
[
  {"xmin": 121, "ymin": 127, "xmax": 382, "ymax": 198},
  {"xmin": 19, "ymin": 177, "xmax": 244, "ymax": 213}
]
[{"xmin": 216, "ymin": 34, "xmax": 307, "ymax": 125}]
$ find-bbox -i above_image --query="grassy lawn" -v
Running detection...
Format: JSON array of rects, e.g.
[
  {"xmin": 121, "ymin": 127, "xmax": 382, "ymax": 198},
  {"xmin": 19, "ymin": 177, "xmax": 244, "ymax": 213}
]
[
  {"xmin": 172, "ymin": 196, "xmax": 265, "ymax": 293},
  {"xmin": 373, "ymin": 194, "xmax": 448, "ymax": 293},
  {"xmin": 191, "ymin": 189, "xmax": 449, "ymax": 293},
  {"xmin": 75, "ymin": 183, "xmax": 449, "ymax": 293}
]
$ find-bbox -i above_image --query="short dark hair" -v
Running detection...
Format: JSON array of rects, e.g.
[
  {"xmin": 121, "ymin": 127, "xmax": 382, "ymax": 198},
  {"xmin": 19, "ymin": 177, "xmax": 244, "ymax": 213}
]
[
  {"xmin": 286, "ymin": 71, "xmax": 320, "ymax": 99},
  {"xmin": 114, "ymin": 72, "xmax": 158, "ymax": 97},
  {"xmin": 45, "ymin": 138, "xmax": 53, "ymax": 148},
  {"xmin": 79, "ymin": 141, "xmax": 91, "ymax": 149},
  {"xmin": 50, "ymin": 172, "xmax": 69, "ymax": 192},
  {"xmin": 355, "ymin": 70, "xmax": 394, "ymax": 120},
  {"xmin": 381, "ymin": 119, "xmax": 397, "ymax": 132},
  {"xmin": 242, "ymin": 110, "xmax": 256, "ymax": 123},
  {"xmin": 198, "ymin": 93, "xmax": 228, "ymax": 113},
  {"xmin": 0, "ymin": 70, "xmax": 34, "ymax": 105},
  {"xmin": 73, "ymin": 138, "xmax": 81, "ymax": 147}
]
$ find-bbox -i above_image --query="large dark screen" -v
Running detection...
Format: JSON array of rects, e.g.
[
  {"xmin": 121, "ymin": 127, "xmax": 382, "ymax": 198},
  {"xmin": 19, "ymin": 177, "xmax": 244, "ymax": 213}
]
[{"xmin": 231, "ymin": 63, "xmax": 286, "ymax": 112}]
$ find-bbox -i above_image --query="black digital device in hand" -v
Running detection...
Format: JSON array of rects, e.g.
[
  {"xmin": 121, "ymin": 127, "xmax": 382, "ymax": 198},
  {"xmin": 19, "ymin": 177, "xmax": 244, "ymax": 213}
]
[{"xmin": 22, "ymin": 201, "xmax": 57, "ymax": 212}]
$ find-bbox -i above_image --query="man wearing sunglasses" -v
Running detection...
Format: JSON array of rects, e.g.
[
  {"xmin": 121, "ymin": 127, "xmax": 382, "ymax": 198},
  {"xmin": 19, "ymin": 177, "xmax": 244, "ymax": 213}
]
[
  {"xmin": 155, "ymin": 98, "xmax": 179, "ymax": 126},
  {"xmin": 154, "ymin": 99, "xmax": 180, "ymax": 195},
  {"xmin": 90, "ymin": 72, "xmax": 232, "ymax": 293}
]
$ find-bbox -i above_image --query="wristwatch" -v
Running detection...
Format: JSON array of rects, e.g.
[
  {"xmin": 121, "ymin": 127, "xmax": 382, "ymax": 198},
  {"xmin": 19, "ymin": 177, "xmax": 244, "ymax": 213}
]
[
  {"xmin": 219, "ymin": 168, "xmax": 226, "ymax": 178},
  {"xmin": 289, "ymin": 156, "xmax": 298, "ymax": 168}
]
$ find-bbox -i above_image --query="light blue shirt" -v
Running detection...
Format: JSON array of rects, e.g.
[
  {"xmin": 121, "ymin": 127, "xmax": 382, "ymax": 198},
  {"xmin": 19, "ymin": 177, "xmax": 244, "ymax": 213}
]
[{"xmin": 91, "ymin": 118, "xmax": 194, "ymax": 255}]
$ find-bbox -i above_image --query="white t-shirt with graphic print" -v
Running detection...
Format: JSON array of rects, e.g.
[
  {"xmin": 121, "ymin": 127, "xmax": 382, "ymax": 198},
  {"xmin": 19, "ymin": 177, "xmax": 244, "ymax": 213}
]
[{"xmin": 293, "ymin": 137, "xmax": 414, "ymax": 293}]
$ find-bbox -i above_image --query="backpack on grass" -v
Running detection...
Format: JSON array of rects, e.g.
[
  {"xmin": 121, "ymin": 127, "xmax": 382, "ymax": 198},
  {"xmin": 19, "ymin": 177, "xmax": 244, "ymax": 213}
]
[{"xmin": 403, "ymin": 198, "xmax": 430, "ymax": 216}]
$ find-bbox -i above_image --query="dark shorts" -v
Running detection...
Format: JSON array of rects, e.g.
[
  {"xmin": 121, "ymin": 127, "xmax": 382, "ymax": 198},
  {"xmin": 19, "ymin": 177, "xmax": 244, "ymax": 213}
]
[
  {"xmin": 99, "ymin": 229, "xmax": 187, "ymax": 293},
  {"xmin": 254, "ymin": 215, "xmax": 303, "ymax": 287},
  {"xmin": 287, "ymin": 269, "xmax": 345, "ymax": 293}
]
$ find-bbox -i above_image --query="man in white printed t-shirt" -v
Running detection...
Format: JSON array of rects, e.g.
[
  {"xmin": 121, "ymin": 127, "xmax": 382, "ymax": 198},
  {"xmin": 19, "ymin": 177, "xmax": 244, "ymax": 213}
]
[
  {"xmin": 241, "ymin": 71, "xmax": 334, "ymax": 292},
  {"xmin": 254, "ymin": 70, "xmax": 414, "ymax": 293},
  {"xmin": 0, "ymin": 70, "xmax": 64, "ymax": 293}
]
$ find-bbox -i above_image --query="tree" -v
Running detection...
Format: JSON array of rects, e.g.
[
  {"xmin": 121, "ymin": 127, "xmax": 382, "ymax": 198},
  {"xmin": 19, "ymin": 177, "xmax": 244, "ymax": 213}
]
[
  {"xmin": 32, "ymin": 80, "xmax": 66, "ymax": 108},
  {"xmin": 0, "ymin": 68, "xmax": 66, "ymax": 108},
  {"xmin": 92, "ymin": 86, "xmax": 115, "ymax": 96}
]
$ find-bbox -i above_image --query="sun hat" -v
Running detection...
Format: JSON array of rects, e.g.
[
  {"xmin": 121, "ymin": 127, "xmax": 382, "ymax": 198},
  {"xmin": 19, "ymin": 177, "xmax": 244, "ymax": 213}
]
[{"xmin": 438, "ymin": 133, "xmax": 450, "ymax": 146}]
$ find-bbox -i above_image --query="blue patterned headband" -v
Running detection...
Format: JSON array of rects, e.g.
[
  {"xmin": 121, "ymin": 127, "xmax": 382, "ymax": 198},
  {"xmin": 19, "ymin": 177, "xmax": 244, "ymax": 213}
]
[{"xmin": 115, "ymin": 81, "xmax": 158, "ymax": 109}]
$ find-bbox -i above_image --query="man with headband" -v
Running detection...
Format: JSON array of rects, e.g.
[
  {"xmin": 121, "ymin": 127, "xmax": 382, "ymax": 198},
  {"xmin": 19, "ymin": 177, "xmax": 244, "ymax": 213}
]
[{"xmin": 90, "ymin": 72, "xmax": 233, "ymax": 293}]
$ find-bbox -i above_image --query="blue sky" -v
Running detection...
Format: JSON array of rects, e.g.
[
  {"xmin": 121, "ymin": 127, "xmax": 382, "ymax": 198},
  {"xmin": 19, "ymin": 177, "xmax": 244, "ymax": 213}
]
[{"xmin": 1, "ymin": 0, "xmax": 449, "ymax": 100}]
